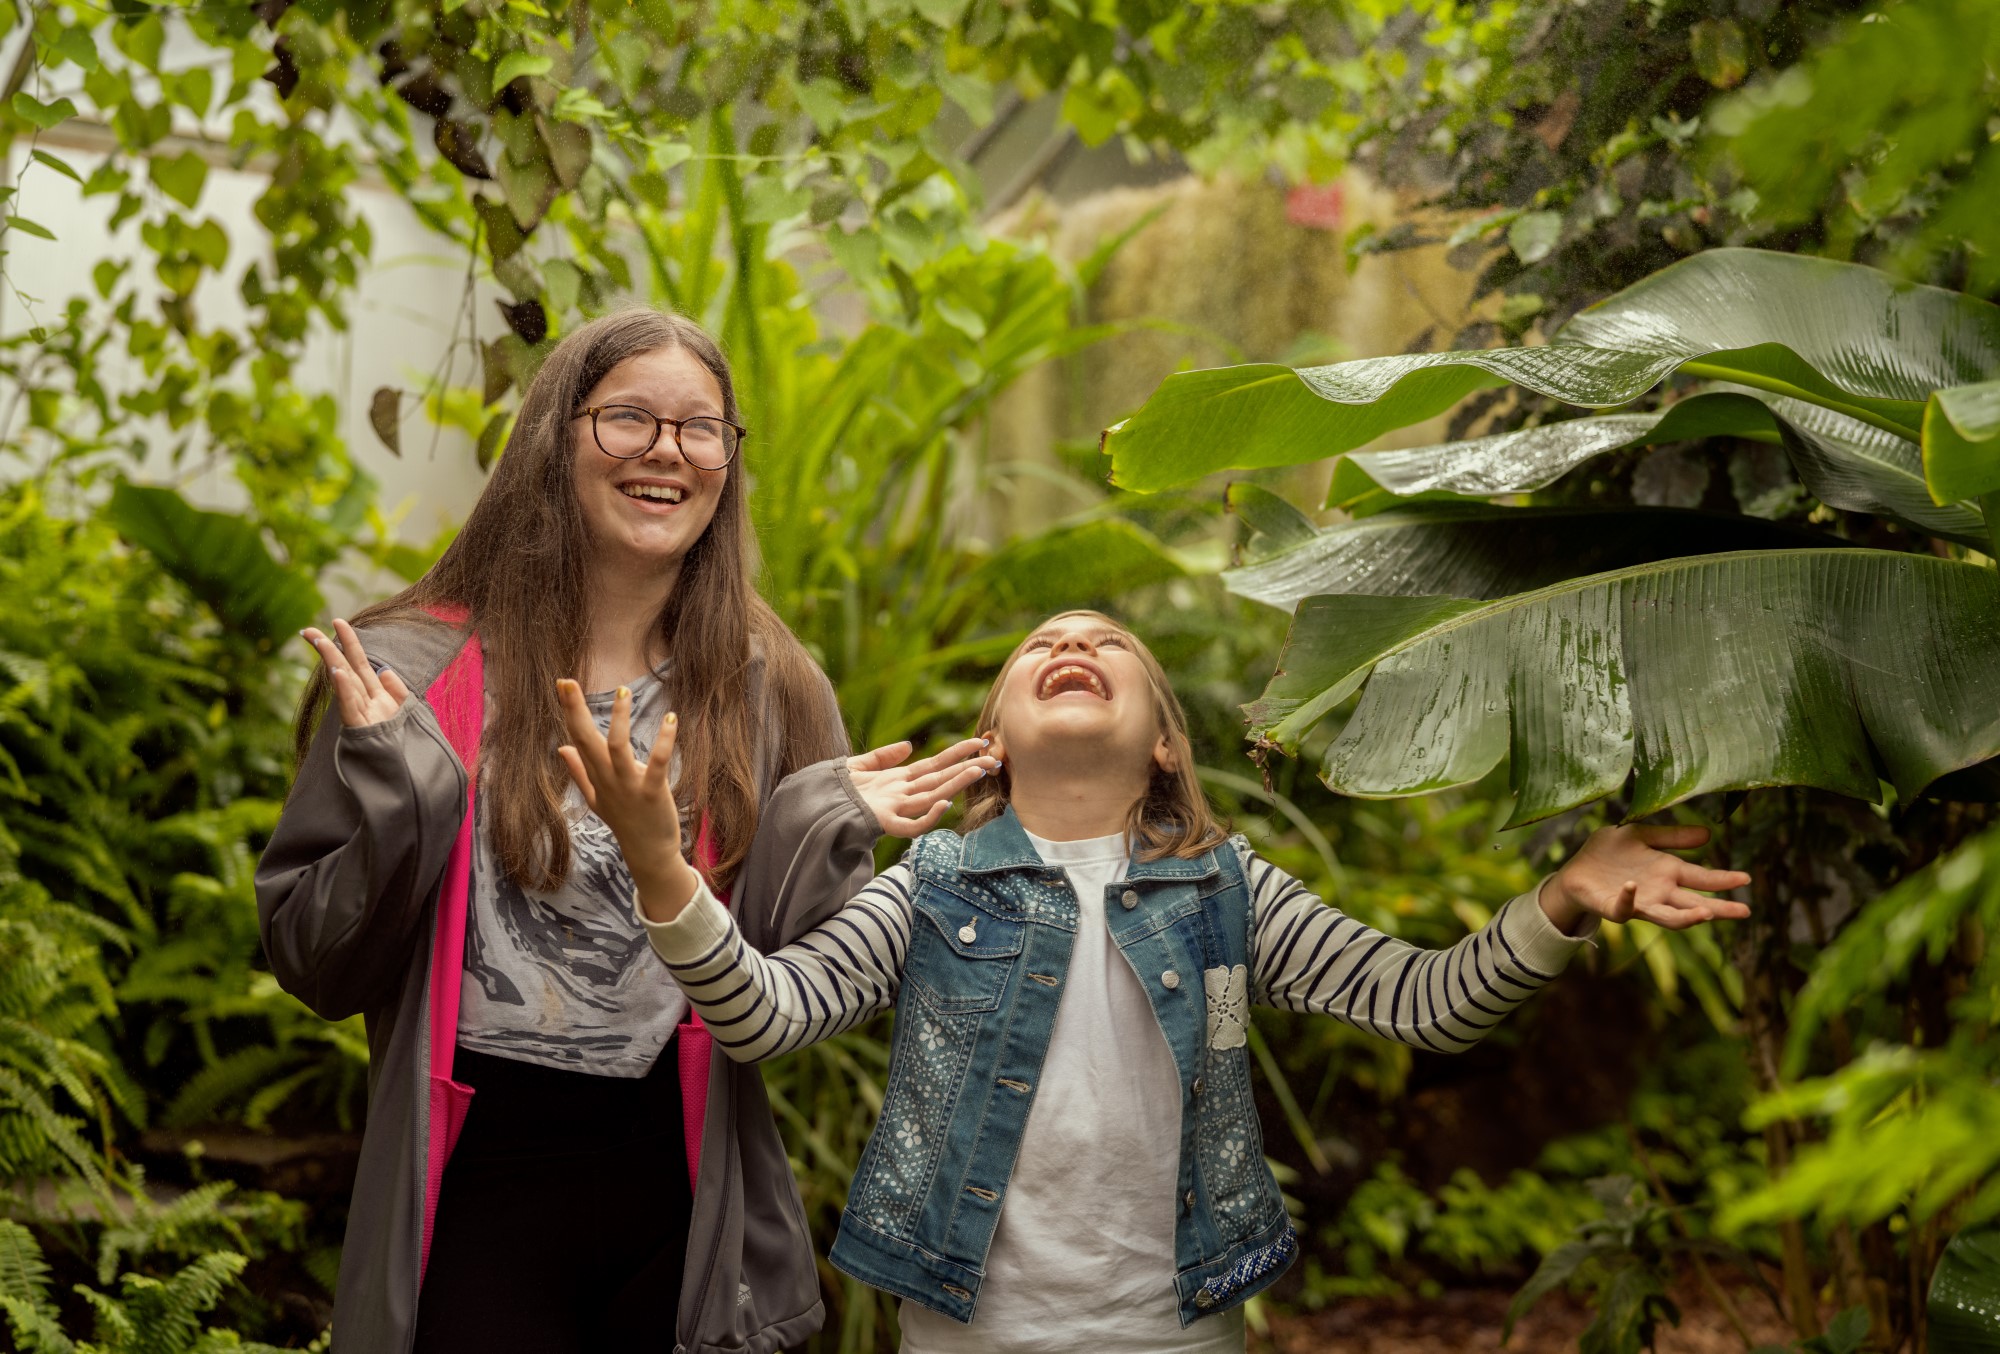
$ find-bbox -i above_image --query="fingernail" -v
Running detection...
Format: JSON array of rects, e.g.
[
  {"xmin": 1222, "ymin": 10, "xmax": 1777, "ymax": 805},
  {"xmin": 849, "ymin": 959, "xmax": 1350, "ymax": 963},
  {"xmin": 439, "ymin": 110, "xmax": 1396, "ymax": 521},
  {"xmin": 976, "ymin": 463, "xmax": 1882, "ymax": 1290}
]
[
  {"xmin": 667, "ymin": 712, "xmax": 677, "ymax": 725},
  {"xmin": 975, "ymin": 768, "xmax": 986, "ymax": 779},
  {"xmin": 618, "ymin": 685, "xmax": 630, "ymax": 699}
]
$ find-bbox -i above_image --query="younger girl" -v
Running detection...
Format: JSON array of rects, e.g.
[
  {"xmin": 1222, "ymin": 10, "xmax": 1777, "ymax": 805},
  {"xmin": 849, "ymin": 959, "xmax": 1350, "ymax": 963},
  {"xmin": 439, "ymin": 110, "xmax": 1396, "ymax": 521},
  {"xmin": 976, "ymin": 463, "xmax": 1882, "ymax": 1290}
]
[{"xmin": 557, "ymin": 610, "xmax": 1750, "ymax": 1352}]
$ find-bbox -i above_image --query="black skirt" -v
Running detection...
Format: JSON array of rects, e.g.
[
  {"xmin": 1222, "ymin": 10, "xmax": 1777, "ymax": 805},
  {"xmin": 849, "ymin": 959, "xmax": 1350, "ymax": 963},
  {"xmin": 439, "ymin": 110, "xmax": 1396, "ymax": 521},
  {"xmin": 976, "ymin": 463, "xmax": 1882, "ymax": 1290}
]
[{"xmin": 411, "ymin": 1041, "xmax": 694, "ymax": 1354}]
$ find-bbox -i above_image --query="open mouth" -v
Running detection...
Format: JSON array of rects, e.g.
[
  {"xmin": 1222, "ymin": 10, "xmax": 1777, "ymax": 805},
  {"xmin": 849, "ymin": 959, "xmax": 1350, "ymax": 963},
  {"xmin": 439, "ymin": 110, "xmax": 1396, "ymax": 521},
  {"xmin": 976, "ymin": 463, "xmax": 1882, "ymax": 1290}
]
[
  {"xmin": 619, "ymin": 482, "xmax": 686, "ymax": 505},
  {"xmin": 1037, "ymin": 662, "xmax": 1110, "ymax": 701}
]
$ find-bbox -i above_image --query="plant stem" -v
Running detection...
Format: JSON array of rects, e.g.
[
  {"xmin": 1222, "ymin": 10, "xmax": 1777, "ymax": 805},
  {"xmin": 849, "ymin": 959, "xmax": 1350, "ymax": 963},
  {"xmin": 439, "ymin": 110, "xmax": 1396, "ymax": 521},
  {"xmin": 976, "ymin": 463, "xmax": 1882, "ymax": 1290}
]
[
  {"xmin": 1625, "ymin": 1125, "xmax": 1756, "ymax": 1351},
  {"xmin": 1678, "ymin": 360, "xmax": 1922, "ymax": 442}
]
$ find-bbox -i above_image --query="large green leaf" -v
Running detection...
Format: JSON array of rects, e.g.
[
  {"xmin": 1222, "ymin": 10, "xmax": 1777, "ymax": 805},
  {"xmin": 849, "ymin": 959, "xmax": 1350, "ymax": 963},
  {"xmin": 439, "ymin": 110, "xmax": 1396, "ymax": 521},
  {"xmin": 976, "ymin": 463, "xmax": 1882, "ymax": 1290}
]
[
  {"xmin": 1105, "ymin": 249, "xmax": 2000, "ymax": 492},
  {"xmin": 1925, "ymin": 379, "xmax": 2000, "ymax": 507},
  {"xmin": 104, "ymin": 484, "xmax": 322, "ymax": 642},
  {"xmin": 1246, "ymin": 550, "xmax": 2000, "ymax": 825},
  {"xmin": 1337, "ymin": 390, "xmax": 1989, "ymax": 547},
  {"xmin": 1932, "ymin": 1223, "xmax": 2000, "ymax": 1354},
  {"xmin": 1223, "ymin": 505, "xmax": 1838, "ymax": 609}
]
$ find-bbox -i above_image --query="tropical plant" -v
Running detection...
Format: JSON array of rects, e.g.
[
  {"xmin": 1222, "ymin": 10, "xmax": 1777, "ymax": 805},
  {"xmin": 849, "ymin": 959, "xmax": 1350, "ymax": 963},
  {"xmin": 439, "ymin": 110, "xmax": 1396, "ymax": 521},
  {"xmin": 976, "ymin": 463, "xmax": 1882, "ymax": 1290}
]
[{"xmin": 1105, "ymin": 244, "xmax": 2000, "ymax": 1342}]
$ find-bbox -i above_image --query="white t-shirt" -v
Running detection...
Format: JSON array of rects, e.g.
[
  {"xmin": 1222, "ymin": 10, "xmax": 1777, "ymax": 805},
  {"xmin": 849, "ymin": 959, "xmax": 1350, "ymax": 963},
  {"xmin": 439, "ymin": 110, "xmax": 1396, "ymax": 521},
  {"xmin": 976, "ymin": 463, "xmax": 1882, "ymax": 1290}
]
[{"xmin": 898, "ymin": 830, "xmax": 1246, "ymax": 1354}]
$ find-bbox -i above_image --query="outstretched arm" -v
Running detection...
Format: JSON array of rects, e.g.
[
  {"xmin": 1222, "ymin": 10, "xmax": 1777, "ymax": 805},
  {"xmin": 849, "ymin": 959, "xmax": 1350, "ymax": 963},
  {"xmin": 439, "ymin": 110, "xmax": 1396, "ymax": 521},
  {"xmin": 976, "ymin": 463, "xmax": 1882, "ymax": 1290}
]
[
  {"xmin": 1246, "ymin": 825, "xmax": 1748, "ymax": 1053},
  {"xmin": 638, "ymin": 867, "xmax": 915, "ymax": 1061}
]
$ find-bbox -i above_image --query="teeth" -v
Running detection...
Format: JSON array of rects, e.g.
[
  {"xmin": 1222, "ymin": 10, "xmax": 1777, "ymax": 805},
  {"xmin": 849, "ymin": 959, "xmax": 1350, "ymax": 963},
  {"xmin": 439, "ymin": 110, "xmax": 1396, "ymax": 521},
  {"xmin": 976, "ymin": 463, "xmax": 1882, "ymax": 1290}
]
[
  {"xmin": 1039, "ymin": 665, "xmax": 1107, "ymax": 699},
  {"xmin": 621, "ymin": 483, "xmax": 685, "ymax": 503}
]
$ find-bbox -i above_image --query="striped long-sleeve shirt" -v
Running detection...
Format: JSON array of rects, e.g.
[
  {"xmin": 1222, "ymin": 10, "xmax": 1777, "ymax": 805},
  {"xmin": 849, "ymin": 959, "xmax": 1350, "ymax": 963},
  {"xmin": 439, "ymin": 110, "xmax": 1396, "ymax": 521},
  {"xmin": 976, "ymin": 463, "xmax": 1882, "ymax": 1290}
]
[{"xmin": 641, "ymin": 839, "xmax": 1595, "ymax": 1063}]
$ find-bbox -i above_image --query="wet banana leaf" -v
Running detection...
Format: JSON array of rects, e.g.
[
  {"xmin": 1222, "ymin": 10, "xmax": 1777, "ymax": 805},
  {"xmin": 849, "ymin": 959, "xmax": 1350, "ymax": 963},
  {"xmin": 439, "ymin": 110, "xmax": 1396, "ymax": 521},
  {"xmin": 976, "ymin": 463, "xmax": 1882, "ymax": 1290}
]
[
  {"xmin": 1225, "ymin": 482, "xmax": 1317, "ymax": 563},
  {"xmin": 1245, "ymin": 549, "xmax": 2000, "ymax": 826},
  {"xmin": 1223, "ymin": 505, "xmax": 1840, "ymax": 609},
  {"xmin": 1105, "ymin": 248, "xmax": 2000, "ymax": 493},
  {"xmin": 1925, "ymin": 379, "xmax": 2000, "ymax": 506},
  {"xmin": 1337, "ymin": 390, "xmax": 1989, "ymax": 547},
  {"xmin": 1931, "ymin": 1223, "xmax": 2000, "ymax": 1354}
]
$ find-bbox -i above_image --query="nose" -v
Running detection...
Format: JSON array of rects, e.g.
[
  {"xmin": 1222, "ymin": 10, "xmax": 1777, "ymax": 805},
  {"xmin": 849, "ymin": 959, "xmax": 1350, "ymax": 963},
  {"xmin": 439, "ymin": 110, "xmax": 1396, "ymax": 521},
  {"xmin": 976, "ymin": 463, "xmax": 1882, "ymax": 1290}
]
[
  {"xmin": 641, "ymin": 424, "xmax": 687, "ymax": 467},
  {"xmin": 1048, "ymin": 633, "xmax": 1097, "ymax": 659}
]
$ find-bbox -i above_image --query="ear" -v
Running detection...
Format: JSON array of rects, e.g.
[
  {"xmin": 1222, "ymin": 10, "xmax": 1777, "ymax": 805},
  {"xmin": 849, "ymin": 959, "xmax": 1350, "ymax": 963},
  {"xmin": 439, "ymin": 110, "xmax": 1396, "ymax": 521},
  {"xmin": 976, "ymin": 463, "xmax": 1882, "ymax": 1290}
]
[
  {"xmin": 985, "ymin": 730, "xmax": 1008, "ymax": 768},
  {"xmin": 1152, "ymin": 733, "xmax": 1175, "ymax": 776}
]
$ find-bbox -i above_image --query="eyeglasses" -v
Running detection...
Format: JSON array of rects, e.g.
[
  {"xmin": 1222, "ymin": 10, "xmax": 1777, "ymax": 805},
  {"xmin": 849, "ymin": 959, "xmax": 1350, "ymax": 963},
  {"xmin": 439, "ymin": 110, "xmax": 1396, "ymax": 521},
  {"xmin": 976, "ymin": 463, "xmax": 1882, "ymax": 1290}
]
[{"xmin": 575, "ymin": 405, "xmax": 747, "ymax": 470}]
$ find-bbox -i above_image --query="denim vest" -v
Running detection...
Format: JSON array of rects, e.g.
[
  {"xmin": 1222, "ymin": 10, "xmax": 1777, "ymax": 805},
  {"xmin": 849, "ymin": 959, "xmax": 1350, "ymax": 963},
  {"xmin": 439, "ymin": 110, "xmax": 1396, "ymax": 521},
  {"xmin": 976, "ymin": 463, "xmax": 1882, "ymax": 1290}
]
[{"xmin": 827, "ymin": 809, "xmax": 1296, "ymax": 1327}]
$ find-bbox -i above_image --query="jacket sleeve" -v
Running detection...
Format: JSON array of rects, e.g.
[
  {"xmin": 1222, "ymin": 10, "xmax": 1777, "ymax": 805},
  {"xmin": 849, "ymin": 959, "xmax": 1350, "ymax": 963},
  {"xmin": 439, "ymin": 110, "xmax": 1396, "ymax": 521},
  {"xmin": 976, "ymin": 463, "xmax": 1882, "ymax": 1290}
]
[
  {"xmin": 733, "ymin": 755, "xmax": 882, "ymax": 953},
  {"xmin": 639, "ymin": 865, "xmax": 914, "ymax": 1063},
  {"xmin": 1239, "ymin": 842, "xmax": 1596, "ymax": 1054},
  {"xmin": 255, "ymin": 687, "xmax": 468, "ymax": 1023}
]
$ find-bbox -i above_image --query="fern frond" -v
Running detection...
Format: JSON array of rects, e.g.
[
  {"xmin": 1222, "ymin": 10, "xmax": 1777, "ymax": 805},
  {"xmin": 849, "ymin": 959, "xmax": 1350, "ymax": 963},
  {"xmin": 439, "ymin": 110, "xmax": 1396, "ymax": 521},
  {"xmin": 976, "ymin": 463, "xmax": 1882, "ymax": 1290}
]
[{"xmin": 0, "ymin": 1219, "xmax": 53, "ymax": 1312}]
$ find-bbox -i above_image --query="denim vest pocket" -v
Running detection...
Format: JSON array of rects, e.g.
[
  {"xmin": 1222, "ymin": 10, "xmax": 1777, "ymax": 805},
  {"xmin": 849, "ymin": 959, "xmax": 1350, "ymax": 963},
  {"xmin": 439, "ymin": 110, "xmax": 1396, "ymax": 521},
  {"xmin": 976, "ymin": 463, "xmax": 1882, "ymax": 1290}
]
[{"xmin": 907, "ymin": 894, "xmax": 1022, "ymax": 1015}]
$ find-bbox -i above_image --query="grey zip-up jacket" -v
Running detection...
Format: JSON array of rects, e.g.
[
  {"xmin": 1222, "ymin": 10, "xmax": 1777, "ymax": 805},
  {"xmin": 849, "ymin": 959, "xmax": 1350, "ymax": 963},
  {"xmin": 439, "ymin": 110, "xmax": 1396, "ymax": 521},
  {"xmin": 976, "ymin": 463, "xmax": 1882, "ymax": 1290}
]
[{"xmin": 255, "ymin": 617, "xmax": 879, "ymax": 1354}]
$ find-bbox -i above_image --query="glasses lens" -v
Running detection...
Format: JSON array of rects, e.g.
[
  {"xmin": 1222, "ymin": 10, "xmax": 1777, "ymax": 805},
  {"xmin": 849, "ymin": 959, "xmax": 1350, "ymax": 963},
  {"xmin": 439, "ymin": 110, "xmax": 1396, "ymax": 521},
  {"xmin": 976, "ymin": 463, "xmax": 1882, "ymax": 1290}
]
[
  {"xmin": 679, "ymin": 417, "xmax": 740, "ymax": 468},
  {"xmin": 594, "ymin": 406, "xmax": 658, "ymax": 459}
]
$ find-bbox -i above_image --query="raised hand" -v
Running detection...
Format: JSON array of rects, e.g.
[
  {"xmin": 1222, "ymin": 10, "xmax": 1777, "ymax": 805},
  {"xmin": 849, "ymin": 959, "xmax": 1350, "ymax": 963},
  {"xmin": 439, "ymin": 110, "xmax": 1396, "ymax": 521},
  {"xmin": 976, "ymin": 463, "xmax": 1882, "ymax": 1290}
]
[
  {"xmin": 554, "ymin": 680, "xmax": 700, "ymax": 922},
  {"xmin": 1542, "ymin": 824, "xmax": 1753, "ymax": 933},
  {"xmin": 303, "ymin": 619, "xmax": 410, "ymax": 728},
  {"xmin": 847, "ymin": 736, "xmax": 1000, "ymax": 837}
]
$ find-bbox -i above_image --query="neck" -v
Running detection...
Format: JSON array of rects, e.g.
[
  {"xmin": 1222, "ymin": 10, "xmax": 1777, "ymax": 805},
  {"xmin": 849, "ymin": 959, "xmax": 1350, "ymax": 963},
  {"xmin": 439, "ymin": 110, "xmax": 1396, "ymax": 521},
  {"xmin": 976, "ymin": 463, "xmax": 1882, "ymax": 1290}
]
[
  {"xmin": 582, "ymin": 556, "xmax": 680, "ymax": 690},
  {"xmin": 1005, "ymin": 759, "xmax": 1146, "ymax": 844}
]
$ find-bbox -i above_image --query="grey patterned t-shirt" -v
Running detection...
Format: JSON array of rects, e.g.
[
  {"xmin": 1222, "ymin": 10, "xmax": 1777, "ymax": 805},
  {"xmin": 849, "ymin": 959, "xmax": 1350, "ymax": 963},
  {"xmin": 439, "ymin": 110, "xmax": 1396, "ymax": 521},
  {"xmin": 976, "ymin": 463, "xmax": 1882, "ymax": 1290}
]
[{"xmin": 457, "ymin": 668, "xmax": 687, "ymax": 1077}]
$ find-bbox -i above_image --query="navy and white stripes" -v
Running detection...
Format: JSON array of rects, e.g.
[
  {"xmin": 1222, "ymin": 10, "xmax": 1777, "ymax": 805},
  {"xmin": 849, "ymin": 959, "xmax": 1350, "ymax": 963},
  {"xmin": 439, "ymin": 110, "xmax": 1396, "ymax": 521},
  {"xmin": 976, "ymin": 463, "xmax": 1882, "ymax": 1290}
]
[{"xmin": 645, "ymin": 844, "xmax": 1592, "ymax": 1066}]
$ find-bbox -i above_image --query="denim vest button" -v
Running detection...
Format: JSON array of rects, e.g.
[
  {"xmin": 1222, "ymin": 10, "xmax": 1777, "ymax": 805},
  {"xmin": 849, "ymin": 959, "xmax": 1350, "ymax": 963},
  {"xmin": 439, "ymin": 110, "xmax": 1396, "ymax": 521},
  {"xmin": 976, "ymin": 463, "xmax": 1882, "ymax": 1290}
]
[
  {"xmin": 1194, "ymin": 1289, "xmax": 1215, "ymax": 1309},
  {"xmin": 1120, "ymin": 888, "xmax": 1139, "ymax": 909},
  {"xmin": 1192, "ymin": 1076, "xmax": 1205, "ymax": 1096},
  {"xmin": 958, "ymin": 923, "xmax": 978, "ymax": 944},
  {"xmin": 1161, "ymin": 969, "xmax": 1180, "ymax": 990},
  {"xmin": 1183, "ymin": 1189, "xmax": 1196, "ymax": 1210}
]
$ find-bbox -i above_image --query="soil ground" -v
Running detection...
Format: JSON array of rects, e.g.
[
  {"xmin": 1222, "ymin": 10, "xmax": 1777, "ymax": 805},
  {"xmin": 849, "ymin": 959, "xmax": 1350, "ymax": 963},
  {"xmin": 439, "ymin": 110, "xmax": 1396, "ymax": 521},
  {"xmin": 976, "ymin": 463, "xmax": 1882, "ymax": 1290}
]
[{"xmin": 1252, "ymin": 1279, "xmax": 1798, "ymax": 1354}]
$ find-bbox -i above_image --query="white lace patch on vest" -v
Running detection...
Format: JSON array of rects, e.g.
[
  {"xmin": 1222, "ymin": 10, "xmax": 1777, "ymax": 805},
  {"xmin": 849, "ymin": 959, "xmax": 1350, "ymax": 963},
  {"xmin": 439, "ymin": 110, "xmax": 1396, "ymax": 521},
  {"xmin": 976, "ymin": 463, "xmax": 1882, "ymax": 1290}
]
[{"xmin": 1204, "ymin": 964, "xmax": 1248, "ymax": 1050}]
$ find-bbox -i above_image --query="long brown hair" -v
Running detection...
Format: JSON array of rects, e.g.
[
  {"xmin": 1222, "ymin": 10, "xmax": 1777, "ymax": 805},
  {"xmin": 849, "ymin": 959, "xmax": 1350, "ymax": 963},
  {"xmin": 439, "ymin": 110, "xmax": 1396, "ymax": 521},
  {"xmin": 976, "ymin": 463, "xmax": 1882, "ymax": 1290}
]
[
  {"xmin": 292, "ymin": 309, "xmax": 844, "ymax": 891},
  {"xmin": 958, "ymin": 610, "xmax": 1227, "ymax": 861}
]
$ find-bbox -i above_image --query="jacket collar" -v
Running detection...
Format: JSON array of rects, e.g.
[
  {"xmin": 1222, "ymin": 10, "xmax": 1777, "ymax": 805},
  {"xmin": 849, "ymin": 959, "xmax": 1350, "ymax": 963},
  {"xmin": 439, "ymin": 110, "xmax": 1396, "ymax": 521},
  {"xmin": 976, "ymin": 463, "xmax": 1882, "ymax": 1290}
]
[{"xmin": 959, "ymin": 806, "xmax": 1221, "ymax": 882}]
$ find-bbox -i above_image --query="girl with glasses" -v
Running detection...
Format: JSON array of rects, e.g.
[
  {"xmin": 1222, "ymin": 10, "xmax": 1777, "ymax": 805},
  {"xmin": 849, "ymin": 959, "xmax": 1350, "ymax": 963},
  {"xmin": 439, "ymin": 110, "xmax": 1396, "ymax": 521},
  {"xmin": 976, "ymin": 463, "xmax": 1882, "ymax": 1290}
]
[{"xmin": 257, "ymin": 310, "xmax": 994, "ymax": 1354}]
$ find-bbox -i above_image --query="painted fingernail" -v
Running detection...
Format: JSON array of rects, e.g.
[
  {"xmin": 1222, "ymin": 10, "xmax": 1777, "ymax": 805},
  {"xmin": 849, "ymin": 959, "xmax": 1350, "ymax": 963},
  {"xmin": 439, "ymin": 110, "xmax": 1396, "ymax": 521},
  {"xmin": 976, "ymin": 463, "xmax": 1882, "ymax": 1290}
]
[
  {"xmin": 974, "ymin": 768, "xmax": 986, "ymax": 779},
  {"xmin": 667, "ymin": 712, "xmax": 677, "ymax": 725},
  {"xmin": 617, "ymin": 685, "xmax": 630, "ymax": 699}
]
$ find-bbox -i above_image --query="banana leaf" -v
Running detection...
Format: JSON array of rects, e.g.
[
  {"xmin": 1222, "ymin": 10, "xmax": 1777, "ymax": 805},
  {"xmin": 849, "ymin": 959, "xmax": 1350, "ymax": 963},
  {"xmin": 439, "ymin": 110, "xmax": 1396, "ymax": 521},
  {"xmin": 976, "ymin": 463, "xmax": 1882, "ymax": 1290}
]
[
  {"xmin": 1334, "ymin": 389, "xmax": 1989, "ymax": 547},
  {"xmin": 1245, "ymin": 549, "xmax": 2000, "ymax": 825},
  {"xmin": 1925, "ymin": 379, "xmax": 2000, "ymax": 506},
  {"xmin": 1223, "ymin": 505, "xmax": 1841, "ymax": 609},
  {"xmin": 104, "ymin": 483, "xmax": 323, "ymax": 643},
  {"xmin": 1105, "ymin": 248, "xmax": 2000, "ymax": 495},
  {"xmin": 1931, "ymin": 1223, "xmax": 2000, "ymax": 1354}
]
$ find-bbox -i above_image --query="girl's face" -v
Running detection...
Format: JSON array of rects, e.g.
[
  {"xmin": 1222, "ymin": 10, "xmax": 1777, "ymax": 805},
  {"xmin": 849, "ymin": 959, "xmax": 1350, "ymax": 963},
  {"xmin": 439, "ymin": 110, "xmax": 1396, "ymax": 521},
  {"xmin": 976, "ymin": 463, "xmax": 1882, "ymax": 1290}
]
[
  {"xmin": 988, "ymin": 615, "xmax": 1174, "ymax": 779},
  {"xmin": 571, "ymin": 345, "xmax": 729, "ymax": 575}
]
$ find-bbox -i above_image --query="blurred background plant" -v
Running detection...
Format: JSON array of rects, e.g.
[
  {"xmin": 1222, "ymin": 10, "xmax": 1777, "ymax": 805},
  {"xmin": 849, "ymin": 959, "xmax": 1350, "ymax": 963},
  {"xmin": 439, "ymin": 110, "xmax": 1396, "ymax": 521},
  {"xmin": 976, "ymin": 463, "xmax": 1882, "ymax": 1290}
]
[{"xmin": 2, "ymin": 0, "xmax": 1995, "ymax": 1346}]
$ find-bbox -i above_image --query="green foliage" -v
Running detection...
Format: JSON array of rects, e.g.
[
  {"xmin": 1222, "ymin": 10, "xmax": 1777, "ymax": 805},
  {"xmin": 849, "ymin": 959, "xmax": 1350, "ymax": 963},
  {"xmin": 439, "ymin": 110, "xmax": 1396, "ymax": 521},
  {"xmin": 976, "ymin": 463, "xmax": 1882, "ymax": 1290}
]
[
  {"xmin": 1708, "ymin": 0, "xmax": 2000, "ymax": 291},
  {"xmin": 1504, "ymin": 1176, "xmax": 1683, "ymax": 1354},
  {"xmin": 0, "ymin": 1219, "xmax": 306, "ymax": 1354},
  {"xmin": 1930, "ymin": 1223, "xmax": 2000, "ymax": 1354}
]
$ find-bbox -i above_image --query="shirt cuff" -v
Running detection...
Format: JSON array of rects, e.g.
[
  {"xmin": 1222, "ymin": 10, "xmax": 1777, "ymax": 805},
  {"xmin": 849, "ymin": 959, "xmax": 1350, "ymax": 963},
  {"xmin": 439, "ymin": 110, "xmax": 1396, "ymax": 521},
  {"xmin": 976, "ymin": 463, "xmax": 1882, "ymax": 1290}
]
[
  {"xmin": 637, "ymin": 876, "xmax": 736, "ymax": 967},
  {"xmin": 1496, "ymin": 877, "xmax": 1600, "ymax": 978}
]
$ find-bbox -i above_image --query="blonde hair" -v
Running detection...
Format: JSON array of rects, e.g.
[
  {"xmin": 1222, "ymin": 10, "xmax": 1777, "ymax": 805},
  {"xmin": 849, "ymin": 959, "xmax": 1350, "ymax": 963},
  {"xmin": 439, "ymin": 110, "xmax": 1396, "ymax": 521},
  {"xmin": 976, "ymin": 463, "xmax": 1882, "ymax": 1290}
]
[{"xmin": 958, "ymin": 610, "xmax": 1228, "ymax": 861}]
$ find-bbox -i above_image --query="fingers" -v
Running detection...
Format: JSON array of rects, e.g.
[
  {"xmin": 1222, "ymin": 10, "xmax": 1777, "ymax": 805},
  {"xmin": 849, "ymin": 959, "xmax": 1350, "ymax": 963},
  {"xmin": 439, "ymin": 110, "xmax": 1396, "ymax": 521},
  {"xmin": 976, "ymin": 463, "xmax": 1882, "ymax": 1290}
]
[
  {"xmin": 327, "ymin": 668, "xmax": 368, "ymax": 727},
  {"xmin": 331, "ymin": 619, "xmax": 385, "ymax": 704},
  {"xmin": 645, "ymin": 711, "xmax": 678, "ymax": 792},
  {"xmin": 848, "ymin": 740, "xmax": 914, "ymax": 774},
  {"xmin": 1631, "ymin": 824, "xmax": 1711, "ymax": 851},
  {"xmin": 1631, "ymin": 885, "xmax": 1752, "ymax": 930},
  {"xmin": 556, "ymin": 746, "xmax": 597, "ymax": 809},
  {"xmin": 904, "ymin": 756, "xmax": 1001, "ymax": 796},
  {"xmin": 379, "ymin": 666, "xmax": 411, "ymax": 707},
  {"xmin": 556, "ymin": 679, "xmax": 614, "ymax": 783},
  {"xmin": 1677, "ymin": 862, "xmax": 1751, "ymax": 893},
  {"xmin": 901, "ymin": 736, "xmax": 993, "ymax": 781},
  {"xmin": 607, "ymin": 686, "xmax": 637, "ymax": 774}
]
